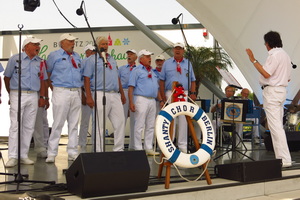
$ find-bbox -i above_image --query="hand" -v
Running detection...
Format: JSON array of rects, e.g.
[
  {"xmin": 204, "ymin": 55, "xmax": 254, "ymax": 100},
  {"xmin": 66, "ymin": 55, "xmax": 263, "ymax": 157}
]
[
  {"xmin": 245, "ymin": 48, "xmax": 255, "ymax": 62},
  {"xmin": 121, "ymin": 94, "xmax": 126, "ymax": 105},
  {"xmin": 86, "ymin": 97, "xmax": 95, "ymax": 108},
  {"xmin": 45, "ymin": 100, "xmax": 50, "ymax": 110},
  {"xmin": 190, "ymin": 94, "xmax": 196, "ymax": 101},
  {"xmin": 38, "ymin": 98, "xmax": 45, "ymax": 107},
  {"xmin": 159, "ymin": 101, "xmax": 164, "ymax": 109},
  {"xmin": 129, "ymin": 103, "xmax": 135, "ymax": 112}
]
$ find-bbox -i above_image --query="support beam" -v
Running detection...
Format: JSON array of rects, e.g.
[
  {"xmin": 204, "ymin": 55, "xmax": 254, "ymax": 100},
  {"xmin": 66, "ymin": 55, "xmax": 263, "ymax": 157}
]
[{"xmin": 106, "ymin": 0, "xmax": 225, "ymax": 99}]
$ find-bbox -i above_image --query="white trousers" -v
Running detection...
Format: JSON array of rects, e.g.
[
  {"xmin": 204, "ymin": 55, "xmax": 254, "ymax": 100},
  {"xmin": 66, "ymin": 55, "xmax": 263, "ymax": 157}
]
[
  {"xmin": 8, "ymin": 91, "xmax": 38, "ymax": 159},
  {"xmin": 263, "ymin": 86, "xmax": 291, "ymax": 163},
  {"xmin": 47, "ymin": 87, "xmax": 81, "ymax": 157},
  {"xmin": 33, "ymin": 107, "xmax": 49, "ymax": 153},
  {"xmin": 133, "ymin": 96, "xmax": 156, "ymax": 150},
  {"xmin": 122, "ymin": 89, "xmax": 135, "ymax": 149},
  {"xmin": 94, "ymin": 91, "xmax": 125, "ymax": 152},
  {"xmin": 166, "ymin": 90, "xmax": 188, "ymax": 152},
  {"xmin": 78, "ymin": 104, "xmax": 92, "ymax": 147}
]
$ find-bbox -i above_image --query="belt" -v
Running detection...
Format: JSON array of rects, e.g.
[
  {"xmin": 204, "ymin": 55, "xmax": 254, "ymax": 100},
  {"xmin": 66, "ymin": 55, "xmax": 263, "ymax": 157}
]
[
  {"xmin": 261, "ymin": 85, "xmax": 286, "ymax": 90},
  {"xmin": 94, "ymin": 90, "xmax": 118, "ymax": 93},
  {"xmin": 57, "ymin": 87, "xmax": 80, "ymax": 91},
  {"xmin": 136, "ymin": 95, "xmax": 155, "ymax": 99},
  {"xmin": 11, "ymin": 90, "xmax": 37, "ymax": 93}
]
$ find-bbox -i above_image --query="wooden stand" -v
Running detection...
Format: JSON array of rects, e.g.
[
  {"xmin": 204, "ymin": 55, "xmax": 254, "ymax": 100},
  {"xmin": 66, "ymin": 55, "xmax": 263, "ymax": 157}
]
[{"xmin": 157, "ymin": 82, "xmax": 212, "ymax": 189}]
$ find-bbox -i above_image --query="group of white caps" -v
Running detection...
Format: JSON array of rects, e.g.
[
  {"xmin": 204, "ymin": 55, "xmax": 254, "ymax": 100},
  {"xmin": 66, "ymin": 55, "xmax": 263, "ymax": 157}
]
[{"xmin": 22, "ymin": 33, "xmax": 186, "ymax": 61}]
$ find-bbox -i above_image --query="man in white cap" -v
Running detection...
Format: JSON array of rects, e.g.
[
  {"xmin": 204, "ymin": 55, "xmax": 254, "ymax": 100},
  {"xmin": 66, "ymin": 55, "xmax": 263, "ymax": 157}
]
[
  {"xmin": 159, "ymin": 42, "xmax": 197, "ymax": 153},
  {"xmin": 118, "ymin": 49, "xmax": 137, "ymax": 150},
  {"xmin": 78, "ymin": 44, "xmax": 96, "ymax": 152},
  {"xmin": 4, "ymin": 37, "xmax": 48, "ymax": 167},
  {"xmin": 83, "ymin": 36, "xmax": 126, "ymax": 152},
  {"xmin": 153, "ymin": 55, "xmax": 166, "ymax": 117},
  {"xmin": 46, "ymin": 33, "xmax": 82, "ymax": 163},
  {"xmin": 153, "ymin": 54, "xmax": 165, "ymax": 76},
  {"xmin": 128, "ymin": 49, "xmax": 164, "ymax": 156}
]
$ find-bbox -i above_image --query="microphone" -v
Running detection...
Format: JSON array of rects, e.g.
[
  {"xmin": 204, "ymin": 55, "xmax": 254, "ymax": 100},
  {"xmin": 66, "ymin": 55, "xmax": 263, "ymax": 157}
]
[
  {"xmin": 292, "ymin": 62, "xmax": 297, "ymax": 69},
  {"xmin": 76, "ymin": 0, "xmax": 84, "ymax": 16},
  {"xmin": 100, "ymin": 48, "xmax": 107, "ymax": 64},
  {"xmin": 171, "ymin": 13, "xmax": 182, "ymax": 25}
]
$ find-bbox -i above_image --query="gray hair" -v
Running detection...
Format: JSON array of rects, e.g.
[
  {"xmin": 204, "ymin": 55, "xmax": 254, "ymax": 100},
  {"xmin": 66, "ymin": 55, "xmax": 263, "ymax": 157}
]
[{"xmin": 96, "ymin": 36, "xmax": 108, "ymax": 46}]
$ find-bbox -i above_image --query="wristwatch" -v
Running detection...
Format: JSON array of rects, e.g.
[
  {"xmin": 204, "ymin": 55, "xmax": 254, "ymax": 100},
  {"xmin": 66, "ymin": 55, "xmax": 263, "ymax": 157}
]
[{"xmin": 40, "ymin": 96, "xmax": 49, "ymax": 100}]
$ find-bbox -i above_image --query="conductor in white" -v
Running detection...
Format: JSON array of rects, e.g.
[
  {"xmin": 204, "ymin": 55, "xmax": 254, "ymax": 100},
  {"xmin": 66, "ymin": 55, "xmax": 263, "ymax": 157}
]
[{"xmin": 246, "ymin": 31, "xmax": 292, "ymax": 168}]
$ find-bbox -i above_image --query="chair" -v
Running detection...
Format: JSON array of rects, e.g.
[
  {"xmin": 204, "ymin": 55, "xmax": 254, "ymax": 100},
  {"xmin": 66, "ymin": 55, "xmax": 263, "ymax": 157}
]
[
  {"xmin": 244, "ymin": 106, "xmax": 262, "ymax": 144},
  {"xmin": 218, "ymin": 122, "xmax": 234, "ymax": 147}
]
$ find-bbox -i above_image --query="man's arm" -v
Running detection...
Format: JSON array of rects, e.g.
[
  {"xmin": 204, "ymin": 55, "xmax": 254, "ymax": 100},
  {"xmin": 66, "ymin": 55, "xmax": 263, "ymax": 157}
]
[
  {"xmin": 159, "ymin": 80, "xmax": 166, "ymax": 102},
  {"xmin": 189, "ymin": 81, "xmax": 197, "ymax": 100},
  {"xmin": 246, "ymin": 48, "xmax": 270, "ymax": 78},
  {"xmin": 84, "ymin": 76, "xmax": 94, "ymax": 108},
  {"xmin": 38, "ymin": 80, "xmax": 46, "ymax": 107},
  {"xmin": 118, "ymin": 77, "xmax": 126, "ymax": 104},
  {"xmin": 128, "ymin": 86, "xmax": 135, "ymax": 112}
]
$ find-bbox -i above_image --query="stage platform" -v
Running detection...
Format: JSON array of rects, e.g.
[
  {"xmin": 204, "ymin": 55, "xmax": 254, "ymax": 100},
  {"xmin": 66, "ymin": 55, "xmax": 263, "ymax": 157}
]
[{"xmin": 0, "ymin": 136, "xmax": 300, "ymax": 200}]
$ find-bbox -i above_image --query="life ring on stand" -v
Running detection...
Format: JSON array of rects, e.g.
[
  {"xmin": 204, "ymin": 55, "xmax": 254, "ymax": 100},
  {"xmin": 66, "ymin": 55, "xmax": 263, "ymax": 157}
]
[{"xmin": 155, "ymin": 101, "xmax": 215, "ymax": 168}]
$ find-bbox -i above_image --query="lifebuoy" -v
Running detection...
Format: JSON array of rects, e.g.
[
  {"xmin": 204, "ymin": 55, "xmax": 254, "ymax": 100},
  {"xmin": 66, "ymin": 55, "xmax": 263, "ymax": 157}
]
[{"xmin": 155, "ymin": 102, "xmax": 215, "ymax": 168}]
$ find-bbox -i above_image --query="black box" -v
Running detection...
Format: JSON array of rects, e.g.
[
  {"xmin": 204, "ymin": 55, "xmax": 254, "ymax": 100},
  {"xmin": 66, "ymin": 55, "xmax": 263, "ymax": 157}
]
[
  {"xmin": 215, "ymin": 159, "xmax": 282, "ymax": 182},
  {"xmin": 265, "ymin": 131, "xmax": 300, "ymax": 152},
  {"xmin": 66, "ymin": 151, "xmax": 150, "ymax": 198}
]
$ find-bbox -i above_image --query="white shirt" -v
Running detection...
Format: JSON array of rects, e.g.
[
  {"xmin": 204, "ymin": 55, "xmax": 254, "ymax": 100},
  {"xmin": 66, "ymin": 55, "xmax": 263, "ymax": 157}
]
[{"xmin": 259, "ymin": 47, "xmax": 292, "ymax": 87}]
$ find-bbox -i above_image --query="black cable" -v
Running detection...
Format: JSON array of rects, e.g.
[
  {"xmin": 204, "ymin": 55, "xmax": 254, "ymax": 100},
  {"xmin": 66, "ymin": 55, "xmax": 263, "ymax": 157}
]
[{"xmin": 52, "ymin": 0, "xmax": 77, "ymax": 28}]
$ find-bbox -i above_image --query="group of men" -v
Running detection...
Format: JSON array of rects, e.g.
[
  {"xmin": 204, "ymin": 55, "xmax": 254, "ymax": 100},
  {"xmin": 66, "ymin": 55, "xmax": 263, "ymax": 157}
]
[
  {"xmin": 2, "ymin": 33, "xmax": 197, "ymax": 167},
  {"xmin": 1, "ymin": 30, "xmax": 294, "ymax": 169}
]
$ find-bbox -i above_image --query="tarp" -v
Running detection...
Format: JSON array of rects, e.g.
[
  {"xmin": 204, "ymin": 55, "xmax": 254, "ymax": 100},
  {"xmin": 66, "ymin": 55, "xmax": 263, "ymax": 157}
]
[{"xmin": 178, "ymin": 0, "xmax": 300, "ymax": 103}]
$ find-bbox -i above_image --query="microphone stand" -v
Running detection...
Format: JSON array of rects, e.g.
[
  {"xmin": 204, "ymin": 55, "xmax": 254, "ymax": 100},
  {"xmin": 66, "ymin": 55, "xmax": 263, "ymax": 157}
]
[
  {"xmin": 101, "ymin": 52, "xmax": 107, "ymax": 152},
  {"xmin": 78, "ymin": 2, "xmax": 106, "ymax": 152},
  {"xmin": 176, "ymin": 17, "xmax": 192, "ymax": 152},
  {"xmin": 0, "ymin": 24, "xmax": 54, "ymax": 191}
]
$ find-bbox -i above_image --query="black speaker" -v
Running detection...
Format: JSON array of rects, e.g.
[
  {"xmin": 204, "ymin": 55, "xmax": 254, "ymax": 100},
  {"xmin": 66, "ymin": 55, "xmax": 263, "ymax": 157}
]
[
  {"xmin": 215, "ymin": 159, "xmax": 282, "ymax": 182},
  {"xmin": 66, "ymin": 151, "xmax": 150, "ymax": 198},
  {"xmin": 265, "ymin": 131, "xmax": 300, "ymax": 152}
]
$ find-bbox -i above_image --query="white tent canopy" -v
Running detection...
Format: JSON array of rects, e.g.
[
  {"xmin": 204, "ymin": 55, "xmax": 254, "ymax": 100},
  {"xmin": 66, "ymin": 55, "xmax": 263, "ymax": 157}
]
[{"xmin": 178, "ymin": 0, "xmax": 300, "ymax": 103}]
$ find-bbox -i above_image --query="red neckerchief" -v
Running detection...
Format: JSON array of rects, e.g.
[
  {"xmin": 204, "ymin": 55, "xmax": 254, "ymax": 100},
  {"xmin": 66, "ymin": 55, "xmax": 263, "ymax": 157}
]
[
  {"xmin": 106, "ymin": 53, "xmax": 112, "ymax": 70},
  {"xmin": 156, "ymin": 67, "xmax": 161, "ymax": 72},
  {"xmin": 140, "ymin": 62, "xmax": 152, "ymax": 78},
  {"xmin": 39, "ymin": 59, "xmax": 47, "ymax": 80},
  {"xmin": 129, "ymin": 63, "xmax": 136, "ymax": 71},
  {"xmin": 175, "ymin": 57, "xmax": 183, "ymax": 74},
  {"xmin": 66, "ymin": 51, "xmax": 77, "ymax": 68}
]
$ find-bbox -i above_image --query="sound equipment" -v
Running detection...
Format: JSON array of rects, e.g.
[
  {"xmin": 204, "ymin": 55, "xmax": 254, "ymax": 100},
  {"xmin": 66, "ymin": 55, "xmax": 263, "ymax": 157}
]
[
  {"xmin": 66, "ymin": 151, "xmax": 150, "ymax": 198},
  {"xmin": 215, "ymin": 159, "xmax": 282, "ymax": 182},
  {"xmin": 264, "ymin": 131, "xmax": 300, "ymax": 152}
]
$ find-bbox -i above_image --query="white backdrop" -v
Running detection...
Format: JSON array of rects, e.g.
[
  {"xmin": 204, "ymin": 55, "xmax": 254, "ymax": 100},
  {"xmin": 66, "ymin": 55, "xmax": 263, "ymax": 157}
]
[{"xmin": 178, "ymin": 0, "xmax": 300, "ymax": 103}]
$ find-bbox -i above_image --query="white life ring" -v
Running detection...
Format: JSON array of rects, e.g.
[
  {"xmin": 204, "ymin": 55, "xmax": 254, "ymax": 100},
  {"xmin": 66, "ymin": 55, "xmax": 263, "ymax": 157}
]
[{"xmin": 155, "ymin": 102, "xmax": 215, "ymax": 168}]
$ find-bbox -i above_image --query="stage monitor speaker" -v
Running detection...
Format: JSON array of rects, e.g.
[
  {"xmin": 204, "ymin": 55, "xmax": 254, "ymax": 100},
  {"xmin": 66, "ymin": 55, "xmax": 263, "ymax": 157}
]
[
  {"xmin": 215, "ymin": 159, "xmax": 282, "ymax": 182},
  {"xmin": 66, "ymin": 151, "xmax": 150, "ymax": 198},
  {"xmin": 264, "ymin": 131, "xmax": 300, "ymax": 152}
]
